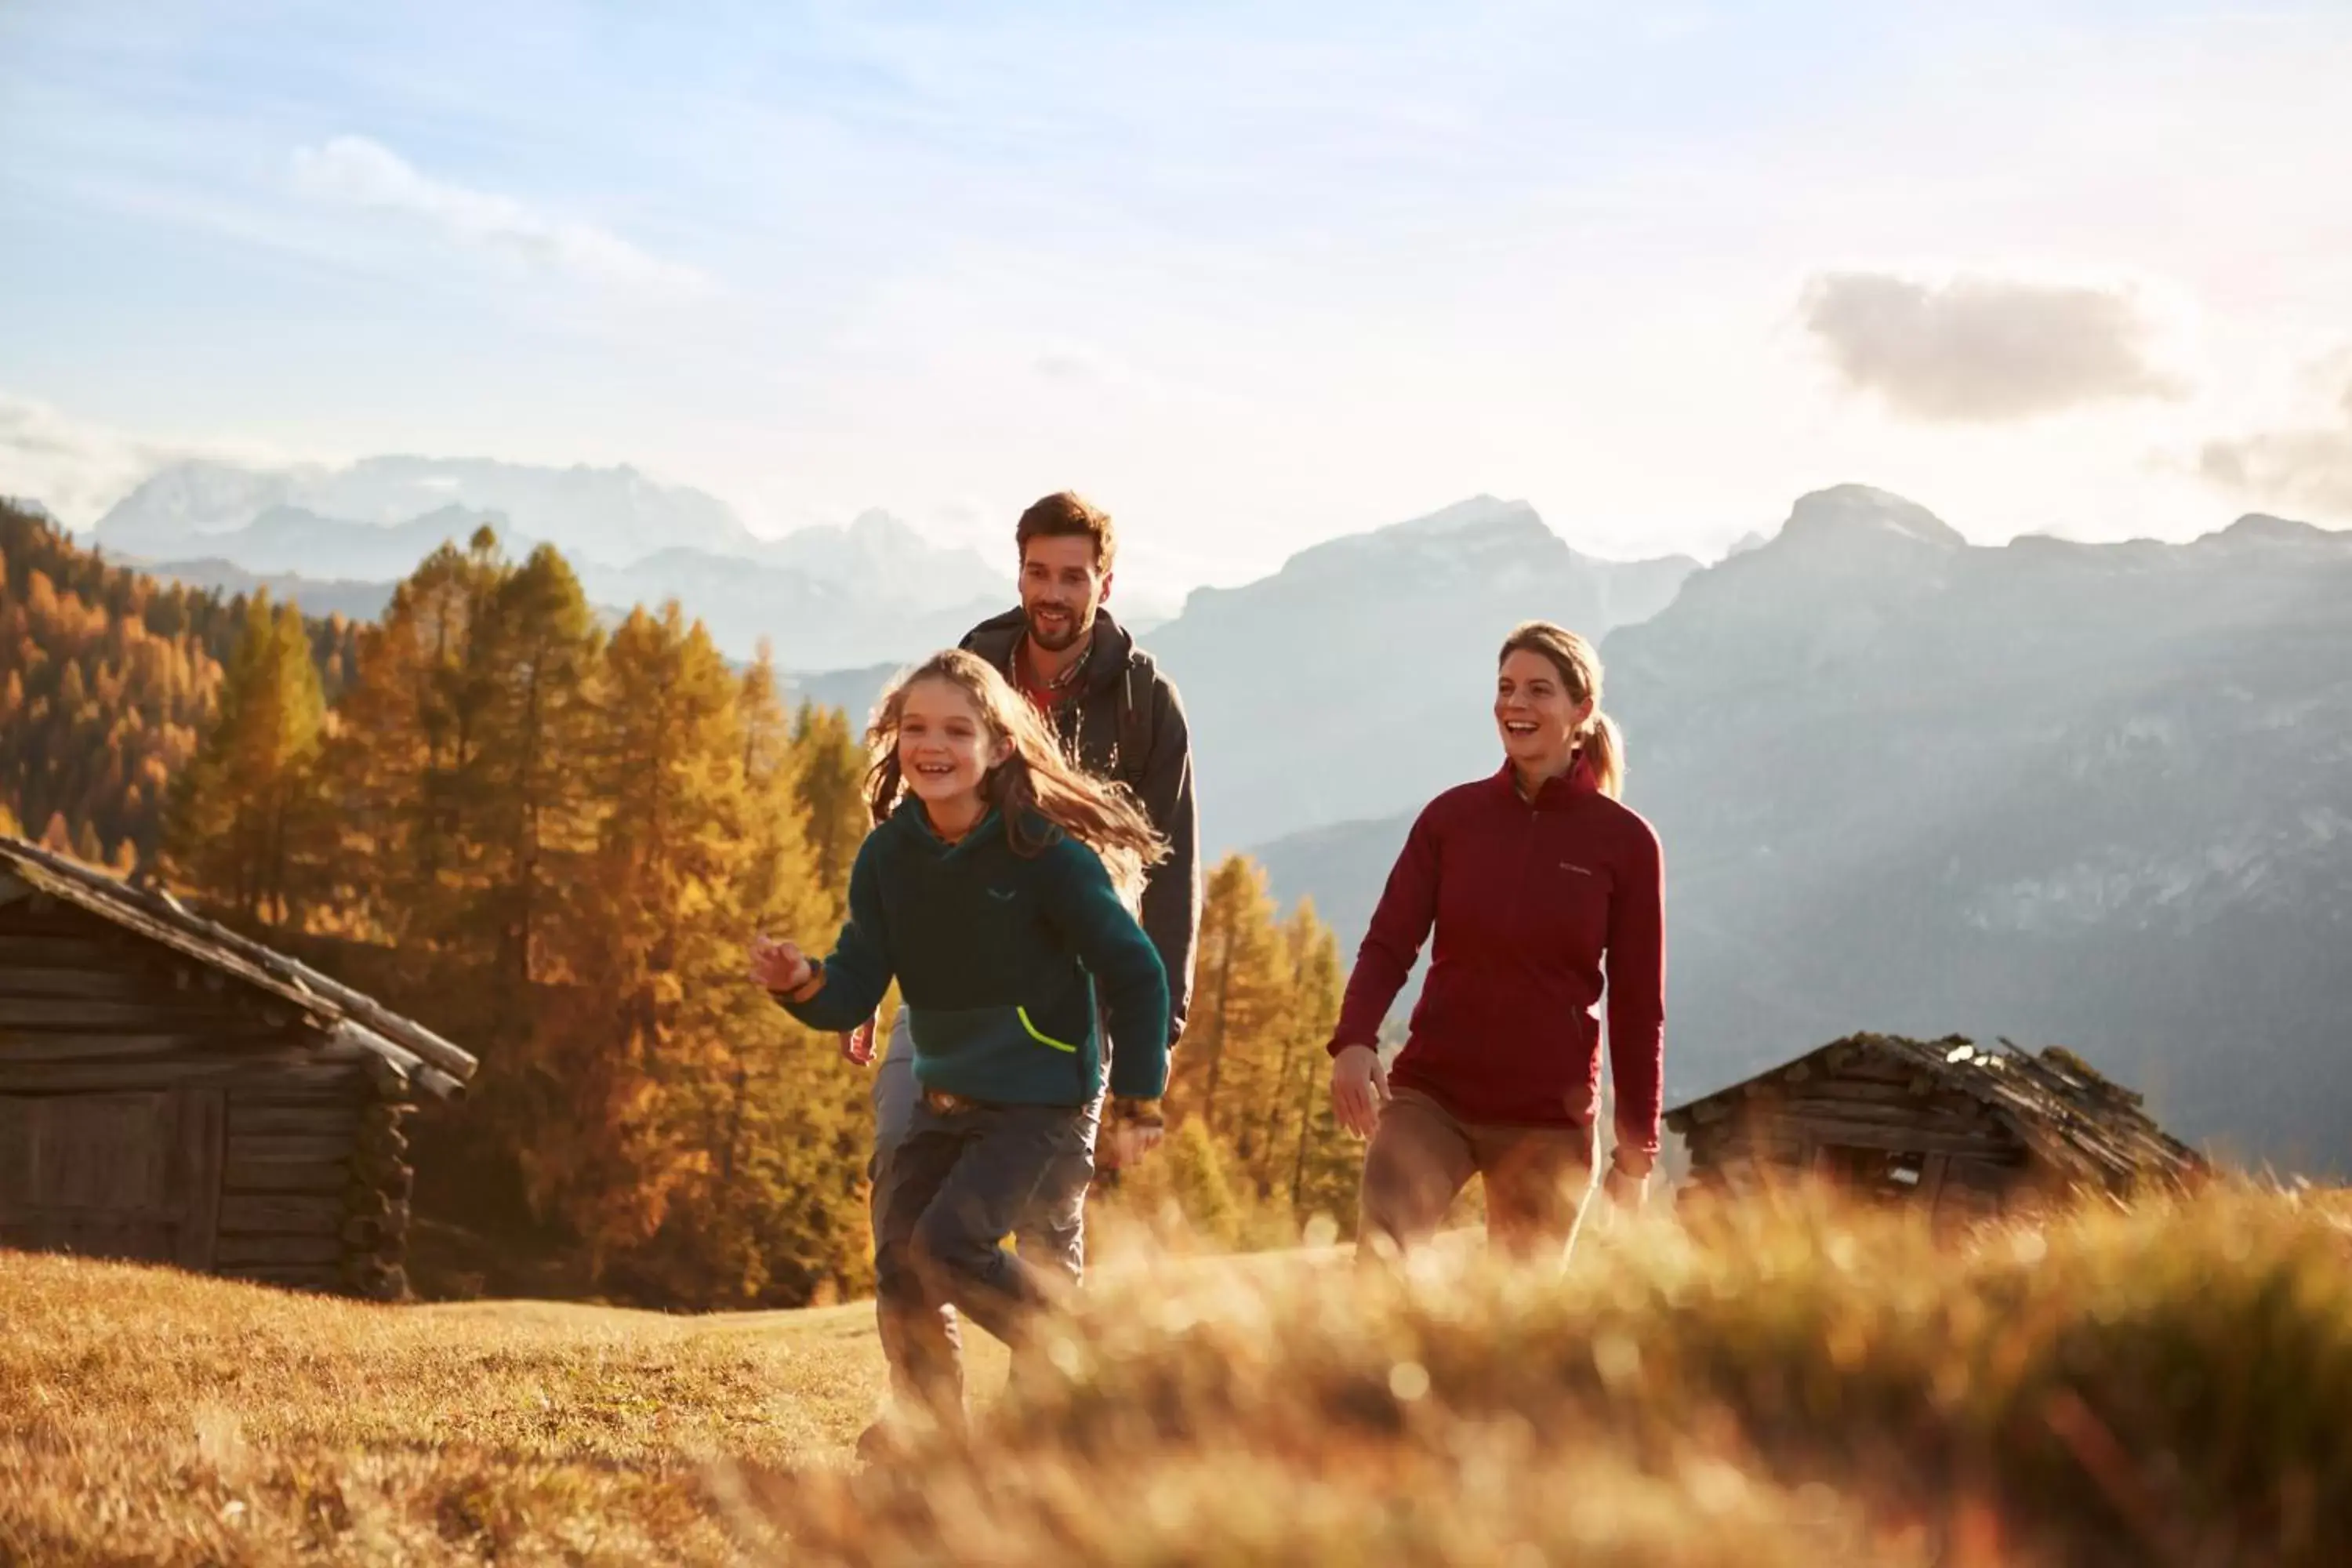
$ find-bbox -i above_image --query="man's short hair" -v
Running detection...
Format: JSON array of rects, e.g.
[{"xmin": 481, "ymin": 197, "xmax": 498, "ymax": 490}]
[{"xmin": 1015, "ymin": 491, "xmax": 1116, "ymax": 573}]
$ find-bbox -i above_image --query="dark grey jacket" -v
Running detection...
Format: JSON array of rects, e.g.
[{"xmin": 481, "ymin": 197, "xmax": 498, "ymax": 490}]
[{"xmin": 961, "ymin": 608, "xmax": 1200, "ymax": 1044}]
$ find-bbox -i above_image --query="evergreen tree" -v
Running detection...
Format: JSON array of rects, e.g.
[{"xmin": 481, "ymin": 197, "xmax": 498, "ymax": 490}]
[
  {"xmin": 322, "ymin": 532, "xmax": 510, "ymax": 942},
  {"xmin": 518, "ymin": 604, "xmax": 760, "ymax": 1282},
  {"xmin": 470, "ymin": 544, "xmax": 602, "ymax": 1000},
  {"xmin": 1275, "ymin": 904, "xmax": 1356, "ymax": 1221},
  {"xmin": 164, "ymin": 596, "xmax": 326, "ymax": 923},
  {"xmin": 790, "ymin": 701, "xmax": 869, "ymax": 924},
  {"xmin": 1172, "ymin": 855, "xmax": 1289, "ymax": 1139}
]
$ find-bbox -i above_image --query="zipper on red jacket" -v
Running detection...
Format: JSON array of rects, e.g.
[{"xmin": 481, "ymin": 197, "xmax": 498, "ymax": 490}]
[{"xmin": 1515, "ymin": 791, "xmax": 1539, "ymax": 942}]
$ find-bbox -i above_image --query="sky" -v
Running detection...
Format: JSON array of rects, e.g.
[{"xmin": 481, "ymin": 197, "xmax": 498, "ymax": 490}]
[{"xmin": 3, "ymin": 0, "xmax": 2350, "ymax": 598}]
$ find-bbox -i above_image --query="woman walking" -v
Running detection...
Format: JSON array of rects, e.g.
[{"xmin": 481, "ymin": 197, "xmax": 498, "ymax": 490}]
[
  {"xmin": 1328, "ymin": 622, "xmax": 1664, "ymax": 1255},
  {"xmin": 750, "ymin": 649, "xmax": 1170, "ymax": 1432}
]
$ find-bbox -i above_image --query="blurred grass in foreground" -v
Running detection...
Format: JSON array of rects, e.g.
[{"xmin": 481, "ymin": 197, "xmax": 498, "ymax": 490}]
[{"xmin": 4, "ymin": 1179, "xmax": 2347, "ymax": 1564}]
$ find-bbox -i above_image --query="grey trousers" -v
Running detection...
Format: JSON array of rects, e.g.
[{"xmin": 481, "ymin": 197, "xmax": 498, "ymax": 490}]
[
  {"xmin": 870, "ymin": 1008, "xmax": 1093, "ymax": 1279},
  {"xmin": 871, "ymin": 1091, "xmax": 1098, "ymax": 1421},
  {"xmin": 868, "ymin": 1009, "xmax": 1098, "ymax": 1416}
]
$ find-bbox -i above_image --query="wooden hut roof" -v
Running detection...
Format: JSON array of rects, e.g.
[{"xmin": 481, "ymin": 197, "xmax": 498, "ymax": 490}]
[
  {"xmin": 1664, "ymin": 1033, "xmax": 2204, "ymax": 1189},
  {"xmin": 0, "ymin": 837, "xmax": 477, "ymax": 1101}
]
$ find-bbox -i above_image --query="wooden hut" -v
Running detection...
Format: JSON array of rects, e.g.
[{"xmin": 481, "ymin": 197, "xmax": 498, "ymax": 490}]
[
  {"xmin": 1664, "ymin": 1033, "xmax": 2202, "ymax": 1222},
  {"xmin": 0, "ymin": 837, "xmax": 477, "ymax": 1298}
]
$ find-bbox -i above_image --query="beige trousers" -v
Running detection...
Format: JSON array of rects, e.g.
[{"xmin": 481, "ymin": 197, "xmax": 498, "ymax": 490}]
[{"xmin": 1358, "ymin": 1089, "xmax": 1596, "ymax": 1255}]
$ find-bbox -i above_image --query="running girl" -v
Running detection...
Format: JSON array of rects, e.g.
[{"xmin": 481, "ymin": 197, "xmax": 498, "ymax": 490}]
[{"xmin": 750, "ymin": 648, "xmax": 1170, "ymax": 1430}]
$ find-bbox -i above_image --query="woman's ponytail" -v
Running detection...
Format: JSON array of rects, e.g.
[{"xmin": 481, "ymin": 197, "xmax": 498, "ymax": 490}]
[{"xmin": 1582, "ymin": 707, "xmax": 1624, "ymax": 800}]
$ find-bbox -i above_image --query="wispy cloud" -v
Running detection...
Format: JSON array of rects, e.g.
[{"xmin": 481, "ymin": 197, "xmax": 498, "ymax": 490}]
[
  {"xmin": 2201, "ymin": 375, "xmax": 2352, "ymax": 518},
  {"xmin": 289, "ymin": 136, "xmax": 711, "ymax": 298},
  {"xmin": 0, "ymin": 392, "xmax": 292, "ymax": 531},
  {"xmin": 1802, "ymin": 272, "xmax": 2180, "ymax": 423}
]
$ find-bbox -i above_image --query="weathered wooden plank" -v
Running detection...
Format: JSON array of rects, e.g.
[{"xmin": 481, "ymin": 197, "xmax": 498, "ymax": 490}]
[
  {"xmin": 1943, "ymin": 1156, "xmax": 2027, "ymax": 1182},
  {"xmin": 229, "ymin": 1132, "xmax": 356, "ymax": 1163},
  {"xmin": 1774, "ymin": 1116, "xmax": 2016, "ymax": 1156},
  {"xmin": 223, "ymin": 1157, "xmax": 349, "ymax": 1194},
  {"xmin": 173, "ymin": 1088, "xmax": 225, "ymax": 1269},
  {"xmin": 0, "ymin": 901, "xmax": 73, "ymax": 933},
  {"xmin": 230, "ymin": 1083, "xmax": 370, "ymax": 1111},
  {"xmin": 0, "ymin": 966, "xmax": 173, "ymax": 1000},
  {"xmin": 226, "ymin": 1102, "xmax": 361, "ymax": 1137},
  {"xmin": 0, "ymin": 1200, "xmax": 176, "ymax": 1223},
  {"xmin": 0, "ymin": 1033, "xmax": 222, "ymax": 1062},
  {"xmin": 212, "ymin": 1233, "xmax": 343, "ymax": 1266},
  {"xmin": 0, "ymin": 1214, "xmax": 179, "ymax": 1261},
  {"xmin": 1797, "ymin": 1079, "xmax": 1966, "ymax": 1107},
  {"xmin": 0, "ymin": 997, "xmax": 256, "ymax": 1029},
  {"xmin": 1698, "ymin": 1138, "xmax": 1810, "ymax": 1165},
  {"xmin": 0, "ymin": 1089, "xmax": 176, "ymax": 1211},
  {"xmin": 218, "ymin": 1193, "xmax": 346, "ymax": 1233},
  {"xmin": 0, "ymin": 936, "xmax": 120, "ymax": 967},
  {"xmin": 1937, "ymin": 1180, "xmax": 2005, "ymax": 1203},
  {"xmin": 1776, "ymin": 1099, "xmax": 1999, "ymax": 1131},
  {"xmin": 0, "ymin": 1058, "xmax": 361, "ymax": 1094}
]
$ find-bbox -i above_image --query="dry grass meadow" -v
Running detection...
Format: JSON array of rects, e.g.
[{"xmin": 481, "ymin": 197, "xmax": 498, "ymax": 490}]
[{"xmin": 4, "ymin": 1181, "xmax": 2350, "ymax": 1566}]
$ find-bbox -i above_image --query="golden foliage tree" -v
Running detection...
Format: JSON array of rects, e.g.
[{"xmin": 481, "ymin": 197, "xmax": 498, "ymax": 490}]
[
  {"xmin": 1, "ymin": 498, "xmax": 355, "ymax": 866},
  {"xmin": 163, "ymin": 594, "xmax": 327, "ymax": 924}
]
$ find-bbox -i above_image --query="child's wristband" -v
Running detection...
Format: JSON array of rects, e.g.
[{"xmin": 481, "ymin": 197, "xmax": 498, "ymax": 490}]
[
  {"xmin": 1108, "ymin": 1095, "xmax": 1163, "ymax": 1129},
  {"xmin": 772, "ymin": 959, "xmax": 826, "ymax": 1005}
]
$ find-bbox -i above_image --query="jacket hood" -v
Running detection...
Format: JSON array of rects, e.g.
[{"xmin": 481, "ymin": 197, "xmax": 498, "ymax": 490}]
[
  {"xmin": 962, "ymin": 606, "xmax": 1142, "ymax": 699},
  {"xmin": 884, "ymin": 797, "xmax": 1010, "ymax": 859}
]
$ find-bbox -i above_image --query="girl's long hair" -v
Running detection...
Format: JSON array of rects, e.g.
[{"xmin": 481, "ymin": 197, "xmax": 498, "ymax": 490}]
[
  {"xmin": 862, "ymin": 649, "xmax": 1168, "ymax": 902},
  {"xmin": 1500, "ymin": 621, "xmax": 1624, "ymax": 800}
]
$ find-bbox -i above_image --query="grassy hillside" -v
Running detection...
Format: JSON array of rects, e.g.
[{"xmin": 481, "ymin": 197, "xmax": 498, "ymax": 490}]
[{"xmin": 3, "ymin": 1184, "xmax": 2347, "ymax": 1564}]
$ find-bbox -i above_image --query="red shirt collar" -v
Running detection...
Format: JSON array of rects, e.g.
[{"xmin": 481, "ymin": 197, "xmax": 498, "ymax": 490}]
[{"xmin": 1492, "ymin": 751, "xmax": 1599, "ymax": 810}]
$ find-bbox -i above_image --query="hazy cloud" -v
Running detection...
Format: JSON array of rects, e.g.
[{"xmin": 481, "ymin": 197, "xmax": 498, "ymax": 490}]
[
  {"xmin": 291, "ymin": 136, "xmax": 710, "ymax": 296},
  {"xmin": 2200, "ymin": 378, "xmax": 2352, "ymax": 517},
  {"xmin": 1802, "ymin": 272, "xmax": 2178, "ymax": 422},
  {"xmin": 0, "ymin": 394, "xmax": 173, "ymax": 528},
  {"xmin": 0, "ymin": 393, "xmax": 283, "ymax": 529}
]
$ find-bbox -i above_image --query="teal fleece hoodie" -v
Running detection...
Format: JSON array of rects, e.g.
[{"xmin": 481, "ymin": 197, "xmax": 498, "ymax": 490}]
[{"xmin": 776, "ymin": 799, "xmax": 1171, "ymax": 1106}]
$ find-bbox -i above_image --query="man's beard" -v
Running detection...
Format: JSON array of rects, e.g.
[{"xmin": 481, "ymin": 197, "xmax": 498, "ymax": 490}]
[{"xmin": 1025, "ymin": 603, "xmax": 1091, "ymax": 653}]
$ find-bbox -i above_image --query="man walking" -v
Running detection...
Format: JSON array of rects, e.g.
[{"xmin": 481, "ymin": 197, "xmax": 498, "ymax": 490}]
[{"xmin": 852, "ymin": 490, "xmax": 1200, "ymax": 1435}]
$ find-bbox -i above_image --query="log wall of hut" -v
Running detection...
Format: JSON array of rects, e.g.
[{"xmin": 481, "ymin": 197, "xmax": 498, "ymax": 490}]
[
  {"xmin": 0, "ymin": 894, "xmax": 415, "ymax": 1298},
  {"xmin": 1675, "ymin": 1048, "xmax": 2038, "ymax": 1221}
]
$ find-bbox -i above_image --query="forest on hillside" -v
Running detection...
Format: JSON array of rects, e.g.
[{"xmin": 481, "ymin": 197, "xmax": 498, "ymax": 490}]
[
  {"xmin": 0, "ymin": 500, "xmax": 361, "ymax": 868},
  {"xmin": 0, "ymin": 499, "xmax": 1354, "ymax": 1308}
]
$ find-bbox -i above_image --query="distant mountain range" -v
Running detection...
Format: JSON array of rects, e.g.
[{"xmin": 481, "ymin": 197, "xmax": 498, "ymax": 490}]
[
  {"xmin": 92, "ymin": 458, "xmax": 1015, "ymax": 669},
  {"xmin": 790, "ymin": 495, "xmax": 1701, "ymax": 845},
  {"xmin": 138, "ymin": 558, "xmax": 399, "ymax": 623},
  {"xmin": 1254, "ymin": 485, "xmax": 2352, "ymax": 1172},
  {"xmin": 96, "ymin": 456, "xmax": 754, "ymax": 567},
  {"xmin": 1151, "ymin": 495, "xmax": 1698, "ymax": 849}
]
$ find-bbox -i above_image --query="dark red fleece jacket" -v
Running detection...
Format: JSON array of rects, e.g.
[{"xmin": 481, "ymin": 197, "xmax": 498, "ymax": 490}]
[{"xmin": 1328, "ymin": 759, "xmax": 1666, "ymax": 1152}]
